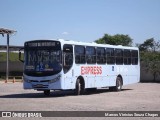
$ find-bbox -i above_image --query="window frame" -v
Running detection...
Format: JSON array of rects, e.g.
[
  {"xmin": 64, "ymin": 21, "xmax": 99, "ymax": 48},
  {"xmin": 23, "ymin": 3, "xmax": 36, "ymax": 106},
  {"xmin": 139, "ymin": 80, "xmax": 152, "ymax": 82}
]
[
  {"xmin": 75, "ymin": 45, "xmax": 86, "ymax": 64},
  {"xmin": 86, "ymin": 46, "xmax": 96, "ymax": 64},
  {"xmin": 63, "ymin": 44, "xmax": 73, "ymax": 74},
  {"xmin": 115, "ymin": 49, "xmax": 123, "ymax": 65},
  {"xmin": 131, "ymin": 50, "xmax": 138, "ymax": 65},
  {"xmin": 96, "ymin": 47, "xmax": 106, "ymax": 64},
  {"xmin": 106, "ymin": 48, "xmax": 115, "ymax": 64},
  {"xmin": 123, "ymin": 49, "xmax": 131, "ymax": 65}
]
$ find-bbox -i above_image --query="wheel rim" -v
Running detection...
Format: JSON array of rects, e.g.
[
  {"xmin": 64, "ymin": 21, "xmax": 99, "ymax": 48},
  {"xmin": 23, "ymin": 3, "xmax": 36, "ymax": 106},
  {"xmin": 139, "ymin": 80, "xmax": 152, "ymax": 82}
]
[
  {"xmin": 117, "ymin": 80, "xmax": 121, "ymax": 89},
  {"xmin": 117, "ymin": 78, "xmax": 122, "ymax": 90},
  {"xmin": 78, "ymin": 82, "xmax": 81, "ymax": 95}
]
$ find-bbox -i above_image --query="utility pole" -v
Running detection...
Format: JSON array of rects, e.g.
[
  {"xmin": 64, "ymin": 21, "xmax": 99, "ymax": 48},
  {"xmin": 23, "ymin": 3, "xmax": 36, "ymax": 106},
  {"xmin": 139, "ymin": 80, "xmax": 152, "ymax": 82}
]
[
  {"xmin": 0, "ymin": 28, "xmax": 16, "ymax": 83},
  {"xmin": 6, "ymin": 34, "xmax": 9, "ymax": 82}
]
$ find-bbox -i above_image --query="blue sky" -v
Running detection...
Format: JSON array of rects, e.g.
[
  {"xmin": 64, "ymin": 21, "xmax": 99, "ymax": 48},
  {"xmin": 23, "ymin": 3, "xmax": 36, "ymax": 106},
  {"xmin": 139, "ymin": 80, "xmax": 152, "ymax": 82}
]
[{"xmin": 0, "ymin": 0, "xmax": 160, "ymax": 46}]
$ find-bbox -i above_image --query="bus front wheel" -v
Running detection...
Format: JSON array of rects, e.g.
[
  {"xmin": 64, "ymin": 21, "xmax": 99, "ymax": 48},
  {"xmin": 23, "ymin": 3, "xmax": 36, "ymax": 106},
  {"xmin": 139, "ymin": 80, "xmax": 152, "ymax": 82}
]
[{"xmin": 75, "ymin": 79, "xmax": 85, "ymax": 95}]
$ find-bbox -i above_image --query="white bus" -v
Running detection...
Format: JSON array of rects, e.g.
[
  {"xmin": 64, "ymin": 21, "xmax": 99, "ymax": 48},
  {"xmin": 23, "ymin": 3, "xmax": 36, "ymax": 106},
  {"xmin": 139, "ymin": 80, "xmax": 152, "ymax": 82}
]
[{"xmin": 19, "ymin": 39, "xmax": 140, "ymax": 95}]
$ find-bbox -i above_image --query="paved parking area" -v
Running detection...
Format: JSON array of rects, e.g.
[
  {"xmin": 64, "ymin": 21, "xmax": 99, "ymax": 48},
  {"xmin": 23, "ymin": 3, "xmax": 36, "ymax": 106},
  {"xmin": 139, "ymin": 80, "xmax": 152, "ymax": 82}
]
[{"xmin": 0, "ymin": 82, "xmax": 160, "ymax": 120}]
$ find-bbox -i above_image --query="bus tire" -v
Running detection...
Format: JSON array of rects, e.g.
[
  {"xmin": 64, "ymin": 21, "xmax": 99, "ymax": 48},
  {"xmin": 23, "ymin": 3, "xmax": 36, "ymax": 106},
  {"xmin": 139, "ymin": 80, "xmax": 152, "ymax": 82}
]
[
  {"xmin": 115, "ymin": 77, "xmax": 122, "ymax": 91},
  {"xmin": 109, "ymin": 77, "xmax": 122, "ymax": 92},
  {"xmin": 44, "ymin": 90, "xmax": 50, "ymax": 96},
  {"xmin": 75, "ymin": 79, "xmax": 85, "ymax": 95}
]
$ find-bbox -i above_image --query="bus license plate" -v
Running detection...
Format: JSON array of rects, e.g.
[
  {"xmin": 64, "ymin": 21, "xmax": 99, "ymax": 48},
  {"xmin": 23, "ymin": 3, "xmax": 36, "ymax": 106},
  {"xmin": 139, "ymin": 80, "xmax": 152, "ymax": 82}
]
[{"xmin": 36, "ymin": 84, "xmax": 43, "ymax": 87}]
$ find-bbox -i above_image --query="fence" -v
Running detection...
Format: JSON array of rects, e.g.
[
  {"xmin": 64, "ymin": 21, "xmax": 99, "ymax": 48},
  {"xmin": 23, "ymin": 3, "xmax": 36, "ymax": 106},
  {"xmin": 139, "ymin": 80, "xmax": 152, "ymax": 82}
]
[{"xmin": 0, "ymin": 61, "xmax": 23, "ymax": 76}]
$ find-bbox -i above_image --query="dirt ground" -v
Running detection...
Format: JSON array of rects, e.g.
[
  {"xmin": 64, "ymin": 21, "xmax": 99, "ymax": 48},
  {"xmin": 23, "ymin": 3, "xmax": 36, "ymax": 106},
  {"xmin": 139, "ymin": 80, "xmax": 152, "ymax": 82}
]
[{"xmin": 0, "ymin": 82, "xmax": 160, "ymax": 120}]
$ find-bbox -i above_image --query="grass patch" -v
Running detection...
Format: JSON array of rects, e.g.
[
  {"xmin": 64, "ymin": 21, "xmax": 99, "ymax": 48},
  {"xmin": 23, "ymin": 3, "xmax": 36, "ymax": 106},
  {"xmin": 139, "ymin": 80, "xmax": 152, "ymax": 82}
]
[{"xmin": 0, "ymin": 52, "xmax": 23, "ymax": 61}]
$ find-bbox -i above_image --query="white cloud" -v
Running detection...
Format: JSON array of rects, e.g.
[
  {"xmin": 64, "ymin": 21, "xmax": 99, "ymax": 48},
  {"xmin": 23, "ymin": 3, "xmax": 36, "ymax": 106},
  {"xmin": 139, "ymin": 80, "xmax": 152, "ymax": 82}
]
[{"xmin": 62, "ymin": 32, "xmax": 69, "ymax": 35}]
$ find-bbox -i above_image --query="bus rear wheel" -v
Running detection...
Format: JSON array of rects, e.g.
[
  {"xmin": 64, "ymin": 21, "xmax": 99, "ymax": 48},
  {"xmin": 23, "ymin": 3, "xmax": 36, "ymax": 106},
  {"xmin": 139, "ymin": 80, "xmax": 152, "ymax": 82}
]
[
  {"xmin": 109, "ymin": 77, "xmax": 122, "ymax": 92},
  {"xmin": 75, "ymin": 79, "xmax": 85, "ymax": 95},
  {"xmin": 115, "ymin": 77, "xmax": 122, "ymax": 91},
  {"xmin": 44, "ymin": 90, "xmax": 50, "ymax": 96}
]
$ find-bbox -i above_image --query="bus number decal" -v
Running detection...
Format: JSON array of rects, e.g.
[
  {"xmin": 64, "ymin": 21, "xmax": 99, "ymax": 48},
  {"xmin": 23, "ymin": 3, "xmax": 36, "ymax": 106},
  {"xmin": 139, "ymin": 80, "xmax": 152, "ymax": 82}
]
[{"xmin": 81, "ymin": 66, "xmax": 102, "ymax": 75}]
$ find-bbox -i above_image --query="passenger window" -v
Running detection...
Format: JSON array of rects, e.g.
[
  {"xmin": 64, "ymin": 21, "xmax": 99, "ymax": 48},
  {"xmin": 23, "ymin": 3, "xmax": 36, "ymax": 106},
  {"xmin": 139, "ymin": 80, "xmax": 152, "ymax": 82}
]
[
  {"xmin": 131, "ymin": 50, "xmax": 138, "ymax": 65},
  {"xmin": 106, "ymin": 48, "xmax": 115, "ymax": 64},
  {"xmin": 124, "ymin": 49, "xmax": 131, "ymax": 65},
  {"xmin": 75, "ymin": 45, "xmax": 86, "ymax": 64},
  {"xmin": 63, "ymin": 44, "xmax": 73, "ymax": 74},
  {"xmin": 115, "ymin": 49, "xmax": 123, "ymax": 65},
  {"xmin": 96, "ymin": 47, "xmax": 106, "ymax": 64},
  {"xmin": 86, "ymin": 46, "xmax": 96, "ymax": 64}
]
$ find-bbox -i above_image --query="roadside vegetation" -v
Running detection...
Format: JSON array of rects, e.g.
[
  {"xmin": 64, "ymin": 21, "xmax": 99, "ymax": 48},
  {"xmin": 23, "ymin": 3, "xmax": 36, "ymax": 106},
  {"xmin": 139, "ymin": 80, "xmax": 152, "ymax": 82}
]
[{"xmin": 0, "ymin": 52, "xmax": 20, "ymax": 61}]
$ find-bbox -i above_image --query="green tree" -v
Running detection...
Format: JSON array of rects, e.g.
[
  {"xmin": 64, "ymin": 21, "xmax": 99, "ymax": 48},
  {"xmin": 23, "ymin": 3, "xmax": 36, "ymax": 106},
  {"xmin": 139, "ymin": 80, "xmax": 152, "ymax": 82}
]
[
  {"xmin": 95, "ymin": 34, "xmax": 133, "ymax": 46},
  {"xmin": 139, "ymin": 38, "xmax": 160, "ymax": 82},
  {"xmin": 139, "ymin": 38, "xmax": 154, "ymax": 51}
]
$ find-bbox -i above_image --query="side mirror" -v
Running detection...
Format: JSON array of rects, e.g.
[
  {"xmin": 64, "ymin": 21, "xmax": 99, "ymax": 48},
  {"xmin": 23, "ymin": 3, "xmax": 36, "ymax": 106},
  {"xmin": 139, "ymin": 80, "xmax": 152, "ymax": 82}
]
[{"xmin": 19, "ymin": 48, "xmax": 24, "ymax": 63}]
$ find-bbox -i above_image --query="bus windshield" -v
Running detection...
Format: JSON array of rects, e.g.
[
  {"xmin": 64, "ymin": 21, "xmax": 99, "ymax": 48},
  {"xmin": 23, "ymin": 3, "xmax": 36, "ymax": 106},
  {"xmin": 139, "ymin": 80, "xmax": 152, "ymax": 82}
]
[{"xmin": 24, "ymin": 41, "xmax": 62, "ymax": 76}]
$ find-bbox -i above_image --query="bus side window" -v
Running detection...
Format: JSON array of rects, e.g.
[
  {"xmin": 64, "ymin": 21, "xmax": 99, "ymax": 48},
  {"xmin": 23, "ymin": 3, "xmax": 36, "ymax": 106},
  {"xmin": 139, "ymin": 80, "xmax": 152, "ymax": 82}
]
[
  {"xmin": 86, "ymin": 46, "xmax": 96, "ymax": 64},
  {"xmin": 115, "ymin": 49, "xmax": 123, "ymax": 65},
  {"xmin": 124, "ymin": 49, "xmax": 131, "ymax": 65},
  {"xmin": 75, "ymin": 45, "xmax": 86, "ymax": 64},
  {"xmin": 131, "ymin": 50, "xmax": 138, "ymax": 65},
  {"xmin": 97, "ymin": 47, "xmax": 106, "ymax": 64},
  {"xmin": 106, "ymin": 48, "xmax": 115, "ymax": 64},
  {"xmin": 63, "ymin": 44, "xmax": 73, "ymax": 74}
]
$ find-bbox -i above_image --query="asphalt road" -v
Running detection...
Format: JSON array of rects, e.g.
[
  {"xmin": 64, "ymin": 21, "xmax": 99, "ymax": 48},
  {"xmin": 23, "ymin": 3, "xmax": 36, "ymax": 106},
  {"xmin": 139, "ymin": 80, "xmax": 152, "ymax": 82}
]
[{"xmin": 0, "ymin": 82, "xmax": 160, "ymax": 120}]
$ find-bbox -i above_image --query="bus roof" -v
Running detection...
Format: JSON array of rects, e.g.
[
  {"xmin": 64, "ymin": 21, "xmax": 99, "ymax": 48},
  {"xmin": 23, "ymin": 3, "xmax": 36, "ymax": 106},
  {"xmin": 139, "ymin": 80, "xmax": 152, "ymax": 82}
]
[
  {"xmin": 25, "ymin": 39, "xmax": 139, "ymax": 50},
  {"xmin": 58, "ymin": 39, "xmax": 139, "ymax": 50}
]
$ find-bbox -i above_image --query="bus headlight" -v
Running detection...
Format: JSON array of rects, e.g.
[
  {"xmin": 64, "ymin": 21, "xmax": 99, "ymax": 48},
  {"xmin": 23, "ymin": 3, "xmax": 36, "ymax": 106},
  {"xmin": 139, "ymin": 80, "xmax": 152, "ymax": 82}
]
[
  {"xmin": 24, "ymin": 77, "xmax": 31, "ymax": 83},
  {"xmin": 49, "ymin": 75, "xmax": 61, "ymax": 83}
]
